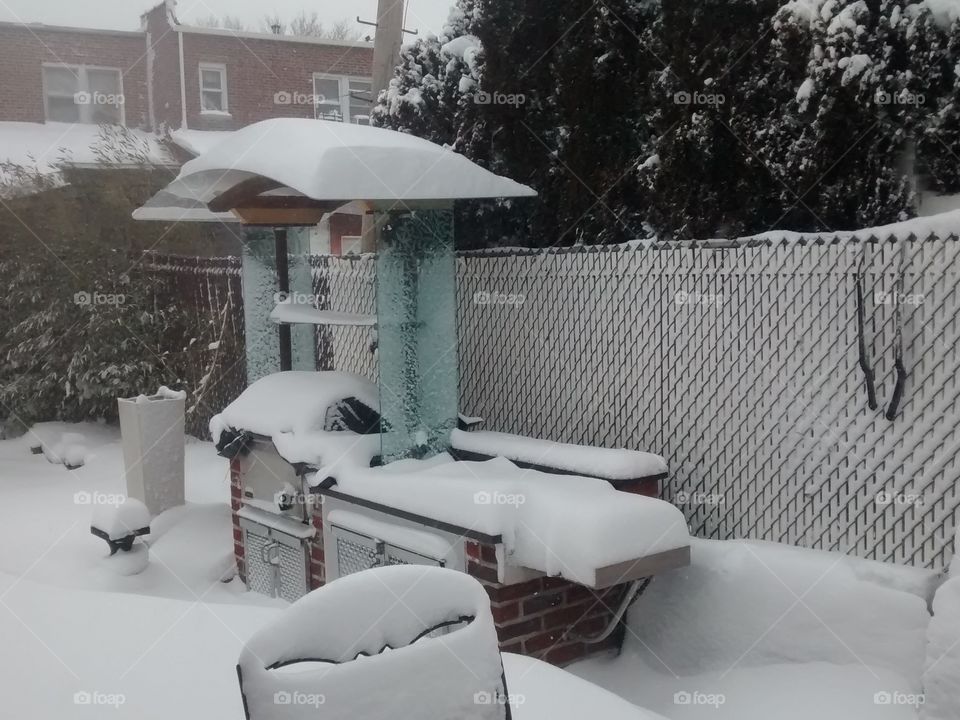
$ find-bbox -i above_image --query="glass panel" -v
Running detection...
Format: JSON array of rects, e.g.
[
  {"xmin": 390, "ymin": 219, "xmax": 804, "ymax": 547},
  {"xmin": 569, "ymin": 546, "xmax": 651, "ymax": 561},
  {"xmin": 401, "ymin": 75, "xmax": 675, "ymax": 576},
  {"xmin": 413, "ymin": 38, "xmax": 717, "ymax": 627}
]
[
  {"xmin": 43, "ymin": 67, "xmax": 79, "ymax": 96},
  {"xmin": 87, "ymin": 69, "xmax": 120, "ymax": 95},
  {"xmin": 313, "ymin": 77, "xmax": 341, "ymax": 106},
  {"xmin": 349, "ymin": 79, "xmax": 373, "ymax": 122},
  {"xmin": 46, "ymin": 96, "xmax": 80, "ymax": 123},
  {"xmin": 201, "ymin": 90, "xmax": 224, "ymax": 112},
  {"xmin": 201, "ymin": 68, "xmax": 222, "ymax": 90},
  {"xmin": 375, "ymin": 209, "xmax": 458, "ymax": 462}
]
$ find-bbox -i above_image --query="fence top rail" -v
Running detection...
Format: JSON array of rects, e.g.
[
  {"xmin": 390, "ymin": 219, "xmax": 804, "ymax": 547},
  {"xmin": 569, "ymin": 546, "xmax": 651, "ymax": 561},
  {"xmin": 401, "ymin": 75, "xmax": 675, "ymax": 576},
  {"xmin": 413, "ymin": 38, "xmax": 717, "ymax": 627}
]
[{"xmin": 455, "ymin": 232, "xmax": 960, "ymax": 259}]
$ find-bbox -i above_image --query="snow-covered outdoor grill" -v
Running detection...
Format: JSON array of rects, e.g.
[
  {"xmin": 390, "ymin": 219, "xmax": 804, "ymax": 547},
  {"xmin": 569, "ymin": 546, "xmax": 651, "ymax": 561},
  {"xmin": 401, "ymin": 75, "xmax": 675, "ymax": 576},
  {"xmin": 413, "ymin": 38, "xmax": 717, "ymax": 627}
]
[{"xmin": 146, "ymin": 118, "xmax": 691, "ymax": 667}]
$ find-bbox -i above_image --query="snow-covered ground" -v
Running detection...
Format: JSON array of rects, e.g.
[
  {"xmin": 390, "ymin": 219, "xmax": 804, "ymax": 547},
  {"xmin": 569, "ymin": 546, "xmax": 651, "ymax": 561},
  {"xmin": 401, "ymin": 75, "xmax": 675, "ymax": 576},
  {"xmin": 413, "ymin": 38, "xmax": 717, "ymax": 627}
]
[
  {"xmin": 0, "ymin": 422, "xmax": 955, "ymax": 719},
  {"xmin": 571, "ymin": 539, "xmax": 943, "ymax": 720}
]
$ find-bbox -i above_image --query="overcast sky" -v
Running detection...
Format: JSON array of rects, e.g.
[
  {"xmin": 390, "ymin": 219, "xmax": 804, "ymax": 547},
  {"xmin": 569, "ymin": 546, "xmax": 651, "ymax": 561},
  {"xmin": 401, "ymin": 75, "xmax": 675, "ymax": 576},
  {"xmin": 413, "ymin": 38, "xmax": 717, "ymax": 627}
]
[{"xmin": 0, "ymin": 0, "xmax": 454, "ymax": 37}]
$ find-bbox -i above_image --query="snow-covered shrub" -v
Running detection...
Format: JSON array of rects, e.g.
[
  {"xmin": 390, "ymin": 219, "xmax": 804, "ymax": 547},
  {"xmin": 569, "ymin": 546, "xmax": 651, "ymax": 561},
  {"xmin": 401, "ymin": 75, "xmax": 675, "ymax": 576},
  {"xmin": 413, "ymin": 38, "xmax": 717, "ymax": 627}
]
[
  {"xmin": 0, "ymin": 132, "xmax": 236, "ymax": 431},
  {"xmin": 238, "ymin": 566, "xmax": 507, "ymax": 720},
  {"xmin": 374, "ymin": 0, "xmax": 960, "ymax": 244}
]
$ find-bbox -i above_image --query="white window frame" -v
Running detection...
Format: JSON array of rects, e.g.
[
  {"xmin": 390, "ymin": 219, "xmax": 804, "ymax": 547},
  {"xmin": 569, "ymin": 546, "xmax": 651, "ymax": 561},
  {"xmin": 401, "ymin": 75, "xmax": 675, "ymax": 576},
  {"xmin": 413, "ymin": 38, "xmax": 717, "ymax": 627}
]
[
  {"xmin": 198, "ymin": 62, "xmax": 229, "ymax": 115},
  {"xmin": 41, "ymin": 63, "xmax": 125, "ymax": 125},
  {"xmin": 311, "ymin": 74, "xmax": 372, "ymax": 123}
]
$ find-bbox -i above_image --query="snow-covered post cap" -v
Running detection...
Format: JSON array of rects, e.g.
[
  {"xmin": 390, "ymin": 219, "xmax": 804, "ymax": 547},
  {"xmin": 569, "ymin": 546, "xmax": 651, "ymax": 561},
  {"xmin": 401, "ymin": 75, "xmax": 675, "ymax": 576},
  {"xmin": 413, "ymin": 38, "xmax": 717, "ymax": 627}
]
[
  {"xmin": 154, "ymin": 118, "xmax": 536, "ymax": 224},
  {"xmin": 237, "ymin": 566, "xmax": 508, "ymax": 720}
]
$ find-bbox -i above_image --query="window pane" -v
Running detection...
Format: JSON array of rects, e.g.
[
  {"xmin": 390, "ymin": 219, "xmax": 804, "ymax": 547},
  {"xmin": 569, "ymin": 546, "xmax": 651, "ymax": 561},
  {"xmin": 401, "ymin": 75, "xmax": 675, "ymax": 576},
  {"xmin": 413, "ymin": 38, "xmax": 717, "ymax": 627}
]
[
  {"xmin": 349, "ymin": 79, "xmax": 373, "ymax": 120},
  {"xmin": 47, "ymin": 95, "xmax": 80, "ymax": 122},
  {"xmin": 201, "ymin": 69, "xmax": 222, "ymax": 90},
  {"xmin": 202, "ymin": 90, "xmax": 224, "ymax": 112},
  {"xmin": 44, "ymin": 67, "xmax": 79, "ymax": 96},
  {"xmin": 87, "ymin": 69, "xmax": 120, "ymax": 95},
  {"xmin": 91, "ymin": 102, "xmax": 122, "ymax": 125},
  {"xmin": 313, "ymin": 77, "xmax": 341, "ymax": 106}
]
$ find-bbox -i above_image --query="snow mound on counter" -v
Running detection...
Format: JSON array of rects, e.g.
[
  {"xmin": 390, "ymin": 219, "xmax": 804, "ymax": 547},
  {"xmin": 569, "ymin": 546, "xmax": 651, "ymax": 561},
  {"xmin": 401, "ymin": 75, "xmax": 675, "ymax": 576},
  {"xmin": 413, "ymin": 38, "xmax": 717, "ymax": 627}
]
[
  {"xmin": 623, "ymin": 538, "xmax": 933, "ymax": 685},
  {"xmin": 451, "ymin": 428, "xmax": 667, "ymax": 479},
  {"xmin": 208, "ymin": 371, "xmax": 379, "ymax": 443},
  {"xmin": 239, "ymin": 566, "xmax": 504, "ymax": 720},
  {"xmin": 319, "ymin": 455, "xmax": 690, "ymax": 587}
]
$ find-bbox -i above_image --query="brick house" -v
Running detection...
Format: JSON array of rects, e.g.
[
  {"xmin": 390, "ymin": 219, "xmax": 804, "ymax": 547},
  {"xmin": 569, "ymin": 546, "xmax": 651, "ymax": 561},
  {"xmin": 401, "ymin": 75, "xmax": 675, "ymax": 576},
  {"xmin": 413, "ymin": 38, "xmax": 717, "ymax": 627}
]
[{"xmin": 0, "ymin": 0, "xmax": 373, "ymax": 252}]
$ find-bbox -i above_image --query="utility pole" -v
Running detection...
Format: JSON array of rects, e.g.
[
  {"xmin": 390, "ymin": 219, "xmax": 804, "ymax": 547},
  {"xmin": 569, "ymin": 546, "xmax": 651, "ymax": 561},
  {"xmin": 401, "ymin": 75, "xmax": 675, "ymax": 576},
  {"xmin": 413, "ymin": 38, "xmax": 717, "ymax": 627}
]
[{"xmin": 372, "ymin": 0, "xmax": 405, "ymax": 102}]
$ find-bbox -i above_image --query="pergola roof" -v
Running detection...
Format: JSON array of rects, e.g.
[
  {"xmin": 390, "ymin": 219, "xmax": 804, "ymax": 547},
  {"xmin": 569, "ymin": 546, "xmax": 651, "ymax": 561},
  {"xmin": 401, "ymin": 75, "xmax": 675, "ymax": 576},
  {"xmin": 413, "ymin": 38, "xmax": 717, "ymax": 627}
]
[{"xmin": 163, "ymin": 118, "xmax": 537, "ymax": 207}]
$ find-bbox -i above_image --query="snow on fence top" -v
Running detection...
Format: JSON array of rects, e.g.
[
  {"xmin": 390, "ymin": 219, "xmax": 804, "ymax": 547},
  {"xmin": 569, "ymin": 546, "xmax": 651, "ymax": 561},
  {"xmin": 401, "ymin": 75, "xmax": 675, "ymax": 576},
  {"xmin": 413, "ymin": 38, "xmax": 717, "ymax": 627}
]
[
  {"xmin": 165, "ymin": 118, "xmax": 537, "ymax": 204},
  {"xmin": 238, "ymin": 566, "xmax": 505, "ymax": 720},
  {"xmin": 451, "ymin": 428, "xmax": 667, "ymax": 479}
]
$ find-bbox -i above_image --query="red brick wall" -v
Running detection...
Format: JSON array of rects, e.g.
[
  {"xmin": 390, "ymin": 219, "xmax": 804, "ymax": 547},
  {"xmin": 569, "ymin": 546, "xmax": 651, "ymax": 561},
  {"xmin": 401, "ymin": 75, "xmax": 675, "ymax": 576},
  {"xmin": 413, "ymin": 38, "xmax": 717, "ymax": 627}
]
[
  {"xmin": 179, "ymin": 31, "xmax": 373, "ymax": 130},
  {"xmin": 0, "ymin": 23, "xmax": 149, "ymax": 127},
  {"xmin": 229, "ymin": 457, "xmax": 246, "ymax": 582},
  {"xmin": 308, "ymin": 503, "xmax": 325, "ymax": 590},
  {"xmin": 466, "ymin": 540, "xmax": 628, "ymax": 667}
]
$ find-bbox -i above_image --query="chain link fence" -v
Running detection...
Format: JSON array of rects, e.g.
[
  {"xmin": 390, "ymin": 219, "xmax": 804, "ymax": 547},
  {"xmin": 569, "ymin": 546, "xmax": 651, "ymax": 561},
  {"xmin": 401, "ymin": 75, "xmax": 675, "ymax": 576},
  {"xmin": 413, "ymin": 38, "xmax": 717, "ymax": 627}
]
[
  {"xmin": 313, "ymin": 235, "xmax": 960, "ymax": 571},
  {"xmin": 140, "ymin": 252, "xmax": 246, "ymax": 438}
]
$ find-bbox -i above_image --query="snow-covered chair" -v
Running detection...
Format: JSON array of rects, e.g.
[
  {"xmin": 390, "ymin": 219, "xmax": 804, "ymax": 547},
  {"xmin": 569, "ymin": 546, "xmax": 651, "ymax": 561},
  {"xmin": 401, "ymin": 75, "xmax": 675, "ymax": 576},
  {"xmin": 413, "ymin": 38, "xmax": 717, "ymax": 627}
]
[{"xmin": 237, "ymin": 565, "xmax": 511, "ymax": 720}]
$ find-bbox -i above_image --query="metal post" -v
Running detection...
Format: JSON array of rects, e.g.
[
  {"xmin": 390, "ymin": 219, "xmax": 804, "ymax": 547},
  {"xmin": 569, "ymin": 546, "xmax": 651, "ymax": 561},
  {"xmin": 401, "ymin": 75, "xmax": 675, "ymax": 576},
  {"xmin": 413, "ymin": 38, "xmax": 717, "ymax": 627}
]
[{"xmin": 275, "ymin": 227, "xmax": 292, "ymax": 372}]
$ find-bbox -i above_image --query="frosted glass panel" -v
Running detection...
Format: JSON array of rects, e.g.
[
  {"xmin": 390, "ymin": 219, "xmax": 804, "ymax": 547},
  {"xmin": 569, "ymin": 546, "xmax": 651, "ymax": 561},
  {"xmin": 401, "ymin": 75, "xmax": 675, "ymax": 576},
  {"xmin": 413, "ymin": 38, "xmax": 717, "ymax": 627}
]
[
  {"xmin": 376, "ymin": 209, "xmax": 457, "ymax": 462},
  {"xmin": 241, "ymin": 227, "xmax": 316, "ymax": 385}
]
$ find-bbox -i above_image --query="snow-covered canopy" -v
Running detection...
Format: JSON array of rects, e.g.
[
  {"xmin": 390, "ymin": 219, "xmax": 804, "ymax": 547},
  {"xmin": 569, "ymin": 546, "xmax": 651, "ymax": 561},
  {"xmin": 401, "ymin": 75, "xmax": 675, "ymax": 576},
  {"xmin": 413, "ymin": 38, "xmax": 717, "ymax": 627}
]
[
  {"xmin": 164, "ymin": 118, "xmax": 537, "ymax": 205},
  {"xmin": 238, "ymin": 566, "xmax": 505, "ymax": 720}
]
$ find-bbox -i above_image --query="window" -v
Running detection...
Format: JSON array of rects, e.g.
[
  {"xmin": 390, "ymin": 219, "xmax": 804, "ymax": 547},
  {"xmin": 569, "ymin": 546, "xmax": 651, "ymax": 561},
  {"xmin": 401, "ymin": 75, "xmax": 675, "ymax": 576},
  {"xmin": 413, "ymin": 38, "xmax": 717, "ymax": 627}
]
[
  {"xmin": 312, "ymin": 75, "xmax": 373, "ymax": 123},
  {"xmin": 313, "ymin": 75, "xmax": 344, "ymax": 121},
  {"xmin": 42, "ymin": 65, "xmax": 123, "ymax": 125},
  {"xmin": 348, "ymin": 79, "xmax": 373, "ymax": 125},
  {"xmin": 199, "ymin": 63, "xmax": 228, "ymax": 113}
]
